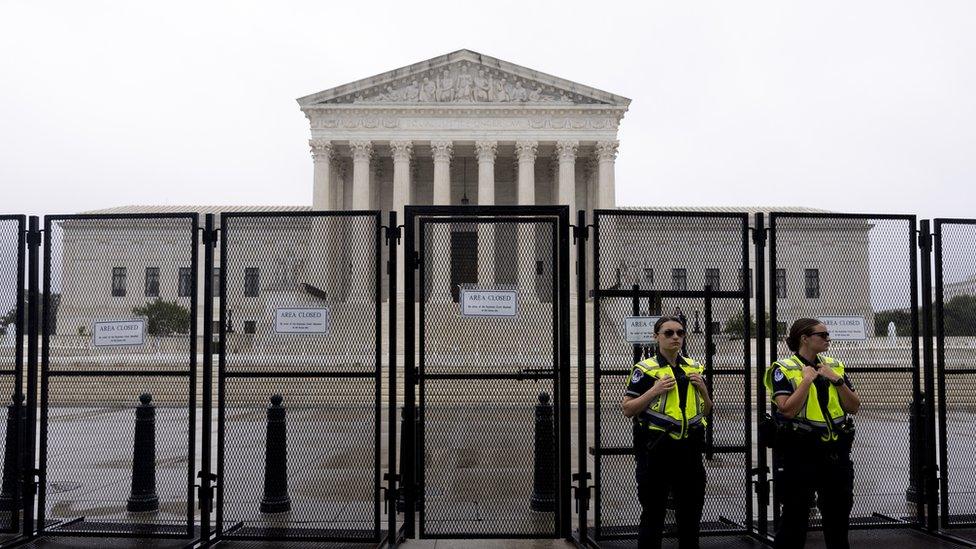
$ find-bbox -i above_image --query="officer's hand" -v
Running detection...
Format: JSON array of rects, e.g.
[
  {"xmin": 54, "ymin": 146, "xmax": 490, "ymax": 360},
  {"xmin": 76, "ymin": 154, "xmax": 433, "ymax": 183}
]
[
  {"xmin": 816, "ymin": 365, "xmax": 841, "ymax": 382},
  {"xmin": 801, "ymin": 365, "xmax": 818, "ymax": 383},
  {"xmin": 688, "ymin": 372, "xmax": 707, "ymax": 391},
  {"xmin": 650, "ymin": 375, "xmax": 676, "ymax": 397}
]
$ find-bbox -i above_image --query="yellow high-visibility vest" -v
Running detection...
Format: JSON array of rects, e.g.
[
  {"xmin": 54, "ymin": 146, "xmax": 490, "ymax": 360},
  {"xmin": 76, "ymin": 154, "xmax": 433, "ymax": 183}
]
[
  {"xmin": 764, "ymin": 354, "xmax": 847, "ymax": 441},
  {"xmin": 631, "ymin": 356, "xmax": 707, "ymax": 440}
]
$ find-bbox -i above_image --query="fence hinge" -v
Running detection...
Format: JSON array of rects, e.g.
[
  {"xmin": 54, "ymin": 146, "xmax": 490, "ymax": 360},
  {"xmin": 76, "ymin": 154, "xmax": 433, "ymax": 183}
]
[
  {"xmin": 917, "ymin": 230, "xmax": 932, "ymax": 251},
  {"xmin": 411, "ymin": 251, "xmax": 420, "ymax": 271},
  {"xmin": 571, "ymin": 224, "xmax": 589, "ymax": 244},
  {"xmin": 26, "ymin": 227, "xmax": 42, "ymax": 247},
  {"xmin": 750, "ymin": 227, "xmax": 767, "ymax": 247},
  {"xmin": 571, "ymin": 472, "xmax": 592, "ymax": 513},
  {"xmin": 201, "ymin": 227, "xmax": 219, "ymax": 246},
  {"xmin": 196, "ymin": 471, "xmax": 217, "ymax": 512}
]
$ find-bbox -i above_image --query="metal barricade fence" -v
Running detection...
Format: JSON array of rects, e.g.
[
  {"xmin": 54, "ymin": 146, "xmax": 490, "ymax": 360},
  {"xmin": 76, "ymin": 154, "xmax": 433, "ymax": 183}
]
[
  {"xmin": 214, "ymin": 211, "xmax": 391, "ymax": 544},
  {"xmin": 933, "ymin": 218, "xmax": 976, "ymax": 542},
  {"xmin": 0, "ymin": 216, "xmax": 26, "ymax": 537},
  {"xmin": 402, "ymin": 206, "xmax": 571, "ymax": 540},
  {"xmin": 39, "ymin": 213, "xmax": 199, "ymax": 540},
  {"xmin": 580, "ymin": 210, "xmax": 754, "ymax": 545},
  {"xmin": 768, "ymin": 213, "xmax": 924, "ymax": 533}
]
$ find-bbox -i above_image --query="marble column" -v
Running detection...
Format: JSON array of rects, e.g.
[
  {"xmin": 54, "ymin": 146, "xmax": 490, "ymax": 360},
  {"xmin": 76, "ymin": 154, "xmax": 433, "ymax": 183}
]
[
  {"xmin": 310, "ymin": 139, "xmax": 333, "ymax": 210},
  {"xmin": 332, "ymin": 158, "xmax": 345, "ymax": 210},
  {"xmin": 349, "ymin": 140, "xmax": 373, "ymax": 300},
  {"xmin": 391, "ymin": 141, "xmax": 412, "ymax": 298},
  {"xmin": 516, "ymin": 141, "xmax": 538, "ymax": 206},
  {"xmin": 350, "ymin": 141, "xmax": 373, "ymax": 210},
  {"xmin": 475, "ymin": 141, "xmax": 497, "ymax": 287},
  {"xmin": 556, "ymin": 141, "xmax": 578, "ymax": 297},
  {"xmin": 515, "ymin": 141, "xmax": 538, "ymax": 296},
  {"xmin": 431, "ymin": 140, "xmax": 453, "ymax": 205},
  {"xmin": 596, "ymin": 141, "xmax": 618, "ymax": 209}
]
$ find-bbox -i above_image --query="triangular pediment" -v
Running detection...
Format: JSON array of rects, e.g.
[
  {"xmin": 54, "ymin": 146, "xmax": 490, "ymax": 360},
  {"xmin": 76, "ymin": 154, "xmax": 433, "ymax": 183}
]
[{"xmin": 297, "ymin": 49, "xmax": 630, "ymax": 108}]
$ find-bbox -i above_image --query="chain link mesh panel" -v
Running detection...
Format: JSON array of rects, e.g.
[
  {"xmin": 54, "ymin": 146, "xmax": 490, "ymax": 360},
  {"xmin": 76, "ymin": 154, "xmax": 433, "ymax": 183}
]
[
  {"xmin": 416, "ymin": 217, "xmax": 559, "ymax": 538},
  {"xmin": 935, "ymin": 220, "xmax": 976, "ymax": 530},
  {"xmin": 0, "ymin": 217, "xmax": 24, "ymax": 534},
  {"xmin": 592, "ymin": 211, "xmax": 751, "ymax": 539},
  {"xmin": 41, "ymin": 215, "xmax": 197, "ymax": 536},
  {"xmin": 218, "ymin": 213, "xmax": 382, "ymax": 542},
  {"xmin": 770, "ymin": 214, "xmax": 920, "ymax": 528}
]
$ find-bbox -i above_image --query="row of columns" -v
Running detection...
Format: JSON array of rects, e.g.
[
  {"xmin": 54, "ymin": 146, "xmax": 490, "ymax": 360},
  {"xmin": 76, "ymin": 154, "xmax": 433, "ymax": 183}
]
[{"xmin": 310, "ymin": 139, "xmax": 619, "ymax": 214}]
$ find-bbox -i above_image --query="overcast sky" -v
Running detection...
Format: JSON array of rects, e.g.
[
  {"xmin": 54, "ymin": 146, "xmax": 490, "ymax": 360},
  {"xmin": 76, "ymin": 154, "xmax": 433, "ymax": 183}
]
[{"xmin": 1, "ymin": 0, "xmax": 973, "ymax": 221}]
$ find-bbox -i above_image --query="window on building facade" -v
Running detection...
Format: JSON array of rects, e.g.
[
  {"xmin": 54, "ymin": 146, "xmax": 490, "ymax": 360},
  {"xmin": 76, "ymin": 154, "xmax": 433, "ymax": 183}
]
[
  {"xmin": 805, "ymin": 269, "xmax": 820, "ymax": 299},
  {"xmin": 213, "ymin": 267, "xmax": 221, "ymax": 298},
  {"xmin": 245, "ymin": 267, "xmax": 260, "ymax": 297},
  {"xmin": 145, "ymin": 267, "xmax": 159, "ymax": 298},
  {"xmin": 739, "ymin": 268, "xmax": 753, "ymax": 297},
  {"xmin": 112, "ymin": 267, "xmax": 127, "ymax": 297},
  {"xmin": 643, "ymin": 268, "xmax": 653, "ymax": 286},
  {"xmin": 672, "ymin": 268, "xmax": 687, "ymax": 291},
  {"xmin": 775, "ymin": 269, "xmax": 786, "ymax": 298},
  {"xmin": 244, "ymin": 321, "xmax": 257, "ymax": 334},
  {"xmin": 705, "ymin": 269, "xmax": 721, "ymax": 291},
  {"xmin": 178, "ymin": 267, "xmax": 193, "ymax": 297}
]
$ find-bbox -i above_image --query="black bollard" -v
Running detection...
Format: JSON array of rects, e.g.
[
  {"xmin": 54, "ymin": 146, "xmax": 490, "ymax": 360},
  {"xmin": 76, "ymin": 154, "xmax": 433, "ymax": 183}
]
[
  {"xmin": 0, "ymin": 394, "xmax": 25, "ymax": 511},
  {"xmin": 127, "ymin": 393, "xmax": 159, "ymax": 513},
  {"xmin": 260, "ymin": 394, "xmax": 291, "ymax": 513},
  {"xmin": 530, "ymin": 392, "xmax": 555, "ymax": 512}
]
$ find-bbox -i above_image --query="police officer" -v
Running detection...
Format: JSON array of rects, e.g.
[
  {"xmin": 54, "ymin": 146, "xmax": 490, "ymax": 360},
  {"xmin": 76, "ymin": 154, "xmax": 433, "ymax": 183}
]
[
  {"xmin": 764, "ymin": 318, "xmax": 860, "ymax": 548},
  {"xmin": 622, "ymin": 316, "xmax": 713, "ymax": 549}
]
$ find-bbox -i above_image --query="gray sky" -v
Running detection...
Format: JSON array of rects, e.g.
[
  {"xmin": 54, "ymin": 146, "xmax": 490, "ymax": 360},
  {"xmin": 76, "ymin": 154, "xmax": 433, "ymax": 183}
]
[{"xmin": 1, "ymin": 0, "xmax": 973, "ymax": 221}]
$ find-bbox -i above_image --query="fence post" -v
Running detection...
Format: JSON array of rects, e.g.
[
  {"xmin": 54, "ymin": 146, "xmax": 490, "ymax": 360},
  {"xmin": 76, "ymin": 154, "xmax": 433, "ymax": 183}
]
[
  {"xmin": 260, "ymin": 394, "xmax": 291, "ymax": 513},
  {"xmin": 127, "ymin": 393, "xmax": 159, "ymax": 513}
]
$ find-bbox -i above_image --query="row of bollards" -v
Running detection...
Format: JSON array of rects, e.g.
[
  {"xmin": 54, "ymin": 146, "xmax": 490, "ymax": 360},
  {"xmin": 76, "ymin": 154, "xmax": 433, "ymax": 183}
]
[{"xmin": 0, "ymin": 389, "xmax": 555, "ymax": 516}]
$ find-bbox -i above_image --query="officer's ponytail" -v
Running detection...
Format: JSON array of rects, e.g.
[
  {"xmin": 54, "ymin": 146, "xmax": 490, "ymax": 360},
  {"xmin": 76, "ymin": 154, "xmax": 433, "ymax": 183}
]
[{"xmin": 786, "ymin": 318, "xmax": 822, "ymax": 353}]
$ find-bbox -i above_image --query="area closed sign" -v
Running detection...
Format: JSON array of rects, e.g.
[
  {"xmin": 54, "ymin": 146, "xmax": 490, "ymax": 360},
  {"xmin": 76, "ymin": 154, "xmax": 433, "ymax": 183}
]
[
  {"xmin": 93, "ymin": 320, "xmax": 145, "ymax": 347},
  {"xmin": 275, "ymin": 308, "xmax": 330, "ymax": 334},
  {"xmin": 461, "ymin": 290, "xmax": 518, "ymax": 317},
  {"xmin": 624, "ymin": 316, "xmax": 661, "ymax": 343},
  {"xmin": 818, "ymin": 316, "xmax": 867, "ymax": 341}
]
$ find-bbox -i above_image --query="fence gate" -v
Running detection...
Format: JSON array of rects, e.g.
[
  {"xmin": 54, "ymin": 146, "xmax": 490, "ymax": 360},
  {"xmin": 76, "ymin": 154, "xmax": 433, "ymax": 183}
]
[
  {"xmin": 39, "ymin": 213, "xmax": 199, "ymax": 540},
  {"xmin": 403, "ymin": 205, "xmax": 570, "ymax": 540},
  {"xmin": 581, "ymin": 210, "xmax": 754, "ymax": 545},
  {"xmin": 0, "ymin": 216, "xmax": 26, "ymax": 537},
  {"xmin": 768, "ymin": 213, "xmax": 924, "ymax": 533},
  {"xmin": 215, "ymin": 211, "xmax": 392, "ymax": 544},
  {"xmin": 933, "ymin": 218, "xmax": 976, "ymax": 542}
]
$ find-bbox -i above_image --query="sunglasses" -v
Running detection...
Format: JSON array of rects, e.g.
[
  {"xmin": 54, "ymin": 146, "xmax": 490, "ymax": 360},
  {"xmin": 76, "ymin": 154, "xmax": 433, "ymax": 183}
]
[
  {"xmin": 659, "ymin": 329, "xmax": 687, "ymax": 338},
  {"xmin": 807, "ymin": 331, "xmax": 831, "ymax": 340}
]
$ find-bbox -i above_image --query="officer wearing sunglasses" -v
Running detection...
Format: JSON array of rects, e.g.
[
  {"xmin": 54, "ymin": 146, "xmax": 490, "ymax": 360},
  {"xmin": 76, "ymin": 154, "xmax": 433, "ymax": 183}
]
[
  {"xmin": 764, "ymin": 318, "xmax": 860, "ymax": 548},
  {"xmin": 622, "ymin": 315, "xmax": 713, "ymax": 548}
]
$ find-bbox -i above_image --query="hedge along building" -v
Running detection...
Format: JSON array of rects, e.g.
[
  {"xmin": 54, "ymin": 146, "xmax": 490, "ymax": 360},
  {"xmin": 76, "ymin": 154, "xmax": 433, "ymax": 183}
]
[{"xmin": 45, "ymin": 50, "xmax": 889, "ymax": 403}]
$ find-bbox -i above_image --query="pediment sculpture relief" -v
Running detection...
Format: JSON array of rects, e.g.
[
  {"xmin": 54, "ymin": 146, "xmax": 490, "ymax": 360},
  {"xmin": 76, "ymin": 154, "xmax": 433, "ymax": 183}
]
[{"xmin": 326, "ymin": 62, "xmax": 603, "ymax": 105}]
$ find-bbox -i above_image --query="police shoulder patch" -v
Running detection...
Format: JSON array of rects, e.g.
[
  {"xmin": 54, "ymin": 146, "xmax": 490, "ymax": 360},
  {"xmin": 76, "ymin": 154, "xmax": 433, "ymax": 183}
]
[
  {"xmin": 773, "ymin": 369, "xmax": 785, "ymax": 382},
  {"xmin": 631, "ymin": 369, "xmax": 644, "ymax": 384}
]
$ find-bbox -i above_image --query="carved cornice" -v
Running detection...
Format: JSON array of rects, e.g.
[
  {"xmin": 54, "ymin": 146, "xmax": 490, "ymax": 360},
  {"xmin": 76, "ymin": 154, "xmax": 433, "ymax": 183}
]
[
  {"xmin": 475, "ymin": 141, "xmax": 497, "ymax": 162},
  {"xmin": 349, "ymin": 140, "xmax": 373, "ymax": 162},
  {"xmin": 596, "ymin": 141, "xmax": 619, "ymax": 162},
  {"xmin": 309, "ymin": 138, "xmax": 333, "ymax": 162},
  {"xmin": 389, "ymin": 140, "xmax": 413, "ymax": 162},
  {"xmin": 556, "ymin": 141, "xmax": 579, "ymax": 162},
  {"xmin": 431, "ymin": 141, "xmax": 453, "ymax": 162},
  {"xmin": 515, "ymin": 141, "xmax": 538, "ymax": 162}
]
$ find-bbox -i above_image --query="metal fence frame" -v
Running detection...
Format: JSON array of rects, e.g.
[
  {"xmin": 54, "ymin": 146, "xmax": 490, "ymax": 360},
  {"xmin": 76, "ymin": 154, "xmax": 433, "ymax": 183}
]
[
  {"xmin": 767, "ymin": 211, "xmax": 926, "ymax": 535},
  {"xmin": 933, "ymin": 218, "xmax": 976, "ymax": 536},
  {"xmin": 580, "ymin": 209, "xmax": 754, "ymax": 546},
  {"xmin": 0, "ymin": 215, "xmax": 27, "ymax": 537},
  {"xmin": 38, "ymin": 212, "xmax": 200, "ymax": 541},
  {"xmin": 402, "ymin": 205, "xmax": 571, "ymax": 540},
  {"xmin": 212, "ymin": 209, "xmax": 392, "ymax": 545}
]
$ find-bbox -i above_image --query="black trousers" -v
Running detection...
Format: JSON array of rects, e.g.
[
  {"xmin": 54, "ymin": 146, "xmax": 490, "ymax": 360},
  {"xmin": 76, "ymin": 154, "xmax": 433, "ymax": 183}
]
[
  {"xmin": 773, "ymin": 435, "xmax": 854, "ymax": 549},
  {"xmin": 635, "ymin": 430, "xmax": 706, "ymax": 549}
]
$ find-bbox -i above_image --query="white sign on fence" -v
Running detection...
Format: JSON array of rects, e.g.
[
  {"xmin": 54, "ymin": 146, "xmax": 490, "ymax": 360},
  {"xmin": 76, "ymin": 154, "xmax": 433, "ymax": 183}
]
[
  {"xmin": 818, "ymin": 316, "xmax": 867, "ymax": 341},
  {"xmin": 461, "ymin": 290, "xmax": 519, "ymax": 317},
  {"xmin": 624, "ymin": 316, "xmax": 661, "ymax": 343},
  {"xmin": 93, "ymin": 320, "xmax": 145, "ymax": 347},
  {"xmin": 275, "ymin": 308, "xmax": 330, "ymax": 334}
]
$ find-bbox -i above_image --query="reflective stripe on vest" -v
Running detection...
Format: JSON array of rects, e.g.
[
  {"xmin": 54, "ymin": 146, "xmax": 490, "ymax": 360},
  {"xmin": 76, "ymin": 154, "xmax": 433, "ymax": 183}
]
[
  {"xmin": 763, "ymin": 354, "xmax": 847, "ymax": 441},
  {"xmin": 632, "ymin": 356, "xmax": 707, "ymax": 440}
]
